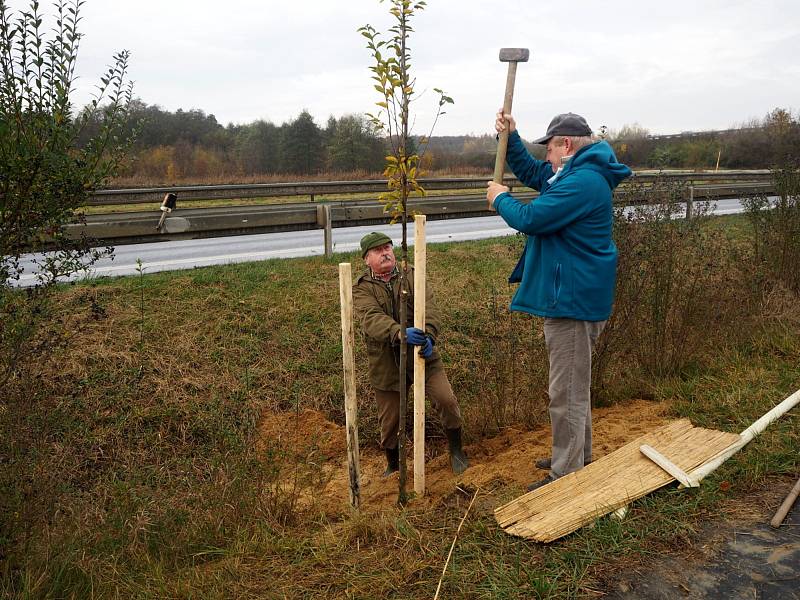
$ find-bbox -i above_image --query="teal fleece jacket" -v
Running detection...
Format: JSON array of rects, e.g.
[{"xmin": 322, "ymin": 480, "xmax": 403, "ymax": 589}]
[{"xmin": 493, "ymin": 131, "xmax": 632, "ymax": 321}]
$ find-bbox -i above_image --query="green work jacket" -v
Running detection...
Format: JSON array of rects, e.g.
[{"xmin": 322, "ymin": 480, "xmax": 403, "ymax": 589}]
[{"xmin": 352, "ymin": 267, "xmax": 445, "ymax": 391}]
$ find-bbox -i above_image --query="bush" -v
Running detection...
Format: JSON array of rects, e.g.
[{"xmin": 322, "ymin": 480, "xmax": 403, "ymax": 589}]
[
  {"xmin": 744, "ymin": 165, "xmax": 800, "ymax": 294},
  {"xmin": 593, "ymin": 175, "xmax": 756, "ymax": 398},
  {"xmin": 0, "ymin": 0, "xmax": 134, "ymax": 387}
]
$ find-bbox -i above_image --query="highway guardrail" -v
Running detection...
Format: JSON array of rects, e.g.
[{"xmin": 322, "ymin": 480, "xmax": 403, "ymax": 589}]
[{"xmin": 68, "ymin": 179, "xmax": 776, "ymax": 245}]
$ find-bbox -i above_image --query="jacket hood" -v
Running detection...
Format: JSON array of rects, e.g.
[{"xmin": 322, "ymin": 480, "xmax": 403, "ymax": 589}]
[{"xmin": 565, "ymin": 140, "xmax": 631, "ymax": 189}]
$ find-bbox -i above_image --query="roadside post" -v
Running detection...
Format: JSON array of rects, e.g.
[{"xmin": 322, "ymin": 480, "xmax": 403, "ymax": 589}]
[{"xmin": 317, "ymin": 204, "xmax": 333, "ymax": 258}]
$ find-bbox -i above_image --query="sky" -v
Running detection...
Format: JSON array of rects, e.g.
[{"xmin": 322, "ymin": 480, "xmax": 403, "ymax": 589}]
[{"xmin": 6, "ymin": 0, "xmax": 799, "ymax": 137}]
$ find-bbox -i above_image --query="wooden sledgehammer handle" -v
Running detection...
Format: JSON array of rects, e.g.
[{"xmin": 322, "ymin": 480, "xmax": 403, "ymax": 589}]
[
  {"xmin": 493, "ymin": 62, "xmax": 518, "ymax": 184},
  {"xmin": 770, "ymin": 475, "xmax": 800, "ymax": 528},
  {"xmin": 493, "ymin": 48, "xmax": 529, "ymax": 184}
]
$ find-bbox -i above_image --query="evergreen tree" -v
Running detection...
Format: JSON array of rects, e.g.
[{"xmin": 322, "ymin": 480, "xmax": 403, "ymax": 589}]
[
  {"xmin": 326, "ymin": 114, "xmax": 385, "ymax": 172},
  {"xmin": 237, "ymin": 120, "xmax": 280, "ymax": 174},
  {"xmin": 280, "ymin": 110, "xmax": 324, "ymax": 175}
]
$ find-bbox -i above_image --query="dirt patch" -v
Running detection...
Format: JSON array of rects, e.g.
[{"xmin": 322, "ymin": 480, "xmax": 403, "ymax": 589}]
[
  {"xmin": 258, "ymin": 398, "xmax": 671, "ymax": 515},
  {"xmin": 257, "ymin": 408, "xmax": 347, "ymax": 459}
]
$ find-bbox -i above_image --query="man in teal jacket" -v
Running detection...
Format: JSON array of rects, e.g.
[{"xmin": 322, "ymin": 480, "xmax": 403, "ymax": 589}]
[{"xmin": 487, "ymin": 111, "xmax": 631, "ymax": 491}]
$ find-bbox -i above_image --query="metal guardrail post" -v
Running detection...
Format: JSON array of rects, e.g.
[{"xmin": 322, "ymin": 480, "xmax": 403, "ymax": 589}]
[
  {"xmin": 316, "ymin": 204, "xmax": 333, "ymax": 258},
  {"xmin": 686, "ymin": 186, "xmax": 694, "ymax": 219}
]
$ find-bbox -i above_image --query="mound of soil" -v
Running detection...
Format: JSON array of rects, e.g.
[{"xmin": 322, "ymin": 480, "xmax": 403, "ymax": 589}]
[{"xmin": 258, "ymin": 398, "xmax": 671, "ymax": 515}]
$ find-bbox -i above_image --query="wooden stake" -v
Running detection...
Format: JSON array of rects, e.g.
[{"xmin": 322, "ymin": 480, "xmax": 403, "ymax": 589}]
[
  {"xmin": 338, "ymin": 262, "xmax": 360, "ymax": 508},
  {"xmin": 413, "ymin": 215, "xmax": 426, "ymax": 497},
  {"xmin": 770, "ymin": 475, "xmax": 800, "ymax": 528}
]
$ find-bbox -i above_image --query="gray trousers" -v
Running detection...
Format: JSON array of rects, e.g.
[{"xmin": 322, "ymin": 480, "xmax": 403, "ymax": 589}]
[{"xmin": 544, "ymin": 317, "xmax": 607, "ymax": 478}]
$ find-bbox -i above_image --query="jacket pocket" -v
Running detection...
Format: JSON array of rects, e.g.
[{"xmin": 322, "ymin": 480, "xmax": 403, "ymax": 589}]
[{"xmin": 551, "ymin": 263, "xmax": 562, "ymax": 307}]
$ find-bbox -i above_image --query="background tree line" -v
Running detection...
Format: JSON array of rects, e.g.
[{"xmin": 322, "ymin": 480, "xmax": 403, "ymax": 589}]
[
  {"xmin": 81, "ymin": 101, "xmax": 799, "ymax": 184},
  {"xmin": 607, "ymin": 108, "xmax": 800, "ymax": 170}
]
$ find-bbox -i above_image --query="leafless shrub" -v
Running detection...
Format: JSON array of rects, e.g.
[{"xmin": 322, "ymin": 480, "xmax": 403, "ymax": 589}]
[
  {"xmin": 744, "ymin": 164, "xmax": 800, "ymax": 295},
  {"xmin": 594, "ymin": 175, "xmax": 757, "ymax": 398},
  {"xmin": 467, "ymin": 288, "xmax": 549, "ymax": 434}
]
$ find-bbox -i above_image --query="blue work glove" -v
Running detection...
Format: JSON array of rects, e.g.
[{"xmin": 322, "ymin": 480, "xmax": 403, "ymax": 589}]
[
  {"xmin": 405, "ymin": 327, "xmax": 427, "ymax": 346},
  {"xmin": 420, "ymin": 336, "xmax": 434, "ymax": 359}
]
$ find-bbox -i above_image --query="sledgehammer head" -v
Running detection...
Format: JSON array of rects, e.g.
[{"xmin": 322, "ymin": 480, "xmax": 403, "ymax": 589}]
[{"xmin": 499, "ymin": 48, "xmax": 529, "ymax": 63}]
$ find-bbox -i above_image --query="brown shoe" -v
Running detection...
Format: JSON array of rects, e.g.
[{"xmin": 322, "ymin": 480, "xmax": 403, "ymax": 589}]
[{"xmin": 535, "ymin": 457, "xmax": 593, "ymax": 470}]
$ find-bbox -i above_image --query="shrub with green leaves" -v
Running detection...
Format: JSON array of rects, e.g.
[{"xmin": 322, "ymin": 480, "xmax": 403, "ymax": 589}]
[{"xmin": 0, "ymin": 0, "xmax": 134, "ymax": 386}]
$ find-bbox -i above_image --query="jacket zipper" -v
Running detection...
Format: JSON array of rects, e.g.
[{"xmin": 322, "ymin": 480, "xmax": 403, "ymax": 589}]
[{"xmin": 552, "ymin": 263, "xmax": 562, "ymax": 306}]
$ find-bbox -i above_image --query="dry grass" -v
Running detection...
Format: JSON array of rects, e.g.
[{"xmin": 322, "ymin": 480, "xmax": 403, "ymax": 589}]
[{"xmin": 1, "ymin": 213, "xmax": 799, "ymax": 598}]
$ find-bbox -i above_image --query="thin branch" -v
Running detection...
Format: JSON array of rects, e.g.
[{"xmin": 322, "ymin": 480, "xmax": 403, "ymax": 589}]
[{"xmin": 433, "ymin": 487, "xmax": 480, "ymax": 600}]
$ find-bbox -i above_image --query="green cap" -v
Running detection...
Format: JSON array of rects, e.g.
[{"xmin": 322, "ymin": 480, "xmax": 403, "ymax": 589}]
[{"xmin": 360, "ymin": 232, "xmax": 392, "ymax": 257}]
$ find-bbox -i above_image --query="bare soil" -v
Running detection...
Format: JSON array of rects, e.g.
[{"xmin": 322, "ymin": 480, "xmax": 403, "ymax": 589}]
[{"xmin": 257, "ymin": 398, "xmax": 671, "ymax": 515}]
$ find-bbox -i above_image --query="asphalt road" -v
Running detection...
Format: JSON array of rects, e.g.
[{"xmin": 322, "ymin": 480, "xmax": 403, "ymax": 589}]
[{"xmin": 13, "ymin": 198, "xmax": 753, "ymax": 286}]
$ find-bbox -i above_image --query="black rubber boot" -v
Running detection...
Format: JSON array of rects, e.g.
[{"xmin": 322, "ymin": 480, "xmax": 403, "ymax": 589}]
[
  {"xmin": 445, "ymin": 428, "xmax": 469, "ymax": 475},
  {"xmin": 383, "ymin": 447, "xmax": 399, "ymax": 477}
]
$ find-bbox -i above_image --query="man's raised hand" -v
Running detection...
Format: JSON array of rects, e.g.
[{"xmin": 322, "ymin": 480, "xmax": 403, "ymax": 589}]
[{"xmin": 496, "ymin": 108, "xmax": 516, "ymax": 134}]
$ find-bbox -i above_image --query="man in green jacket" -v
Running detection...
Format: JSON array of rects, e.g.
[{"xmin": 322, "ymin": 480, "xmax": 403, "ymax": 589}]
[{"xmin": 353, "ymin": 231, "xmax": 468, "ymax": 476}]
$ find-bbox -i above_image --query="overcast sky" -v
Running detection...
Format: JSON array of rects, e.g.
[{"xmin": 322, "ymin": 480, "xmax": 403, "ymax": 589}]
[{"xmin": 7, "ymin": 0, "xmax": 799, "ymax": 137}]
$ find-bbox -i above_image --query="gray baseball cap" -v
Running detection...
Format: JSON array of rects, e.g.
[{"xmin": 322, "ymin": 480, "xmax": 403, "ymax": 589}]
[{"xmin": 533, "ymin": 113, "xmax": 592, "ymax": 145}]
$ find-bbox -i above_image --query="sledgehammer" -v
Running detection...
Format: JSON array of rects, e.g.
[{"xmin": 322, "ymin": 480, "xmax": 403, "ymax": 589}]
[{"xmin": 494, "ymin": 48, "xmax": 529, "ymax": 184}]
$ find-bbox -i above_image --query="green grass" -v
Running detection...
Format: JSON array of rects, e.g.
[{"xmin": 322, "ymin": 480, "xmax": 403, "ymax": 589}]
[{"xmin": 1, "ymin": 217, "xmax": 798, "ymax": 598}]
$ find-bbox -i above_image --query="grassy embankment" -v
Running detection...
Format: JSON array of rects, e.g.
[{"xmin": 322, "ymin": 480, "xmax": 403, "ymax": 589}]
[{"xmin": 1, "ymin": 205, "xmax": 799, "ymax": 598}]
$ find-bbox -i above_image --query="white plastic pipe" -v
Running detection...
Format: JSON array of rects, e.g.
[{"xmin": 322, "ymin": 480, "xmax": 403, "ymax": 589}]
[{"xmin": 688, "ymin": 388, "xmax": 800, "ymax": 483}]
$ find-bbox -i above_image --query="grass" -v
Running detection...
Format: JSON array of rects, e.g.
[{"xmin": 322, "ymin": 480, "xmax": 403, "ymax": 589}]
[{"xmin": 1, "ymin": 214, "xmax": 799, "ymax": 598}]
